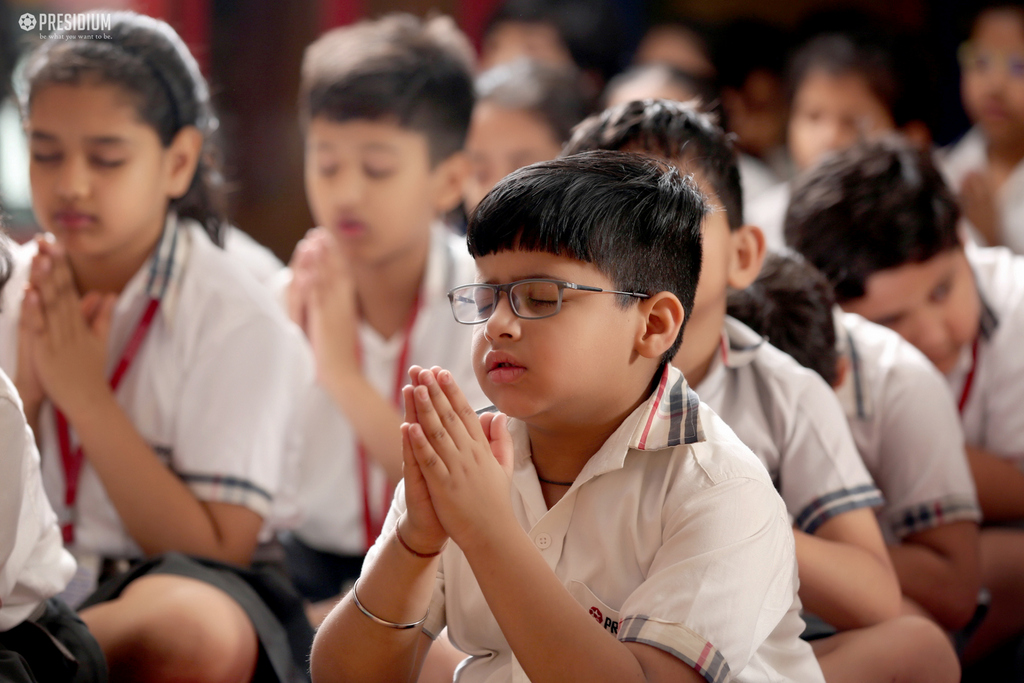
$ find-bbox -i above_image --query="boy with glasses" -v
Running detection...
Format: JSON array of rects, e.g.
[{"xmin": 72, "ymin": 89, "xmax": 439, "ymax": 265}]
[{"xmin": 310, "ymin": 151, "xmax": 825, "ymax": 683}]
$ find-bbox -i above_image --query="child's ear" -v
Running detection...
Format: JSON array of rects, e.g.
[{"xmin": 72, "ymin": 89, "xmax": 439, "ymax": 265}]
[
  {"xmin": 165, "ymin": 126, "xmax": 203, "ymax": 200},
  {"xmin": 634, "ymin": 292, "xmax": 686, "ymax": 360},
  {"xmin": 431, "ymin": 151, "xmax": 471, "ymax": 215},
  {"xmin": 726, "ymin": 224, "xmax": 767, "ymax": 290}
]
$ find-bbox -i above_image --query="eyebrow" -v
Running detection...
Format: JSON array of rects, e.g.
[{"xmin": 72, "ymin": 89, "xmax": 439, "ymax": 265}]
[
  {"xmin": 481, "ymin": 273, "xmax": 561, "ymax": 284},
  {"xmin": 30, "ymin": 131, "xmax": 129, "ymax": 146}
]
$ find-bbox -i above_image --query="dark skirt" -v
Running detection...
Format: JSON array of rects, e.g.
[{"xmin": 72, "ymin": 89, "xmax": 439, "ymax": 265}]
[
  {"xmin": 80, "ymin": 552, "xmax": 313, "ymax": 683},
  {"xmin": 0, "ymin": 597, "xmax": 108, "ymax": 683}
]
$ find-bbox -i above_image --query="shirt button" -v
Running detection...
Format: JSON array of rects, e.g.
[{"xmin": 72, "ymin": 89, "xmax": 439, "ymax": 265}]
[{"xmin": 535, "ymin": 533, "xmax": 552, "ymax": 549}]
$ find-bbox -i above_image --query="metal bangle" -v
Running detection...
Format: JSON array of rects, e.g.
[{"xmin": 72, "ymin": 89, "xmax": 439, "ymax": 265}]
[{"xmin": 351, "ymin": 579, "xmax": 428, "ymax": 630}]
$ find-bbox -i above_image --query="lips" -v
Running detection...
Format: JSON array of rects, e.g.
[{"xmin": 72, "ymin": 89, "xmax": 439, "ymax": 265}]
[
  {"xmin": 485, "ymin": 351, "xmax": 526, "ymax": 384},
  {"xmin": 334, "ymin": 218, "xmax": 367, "ymax": 237},
  {"xmin": 52, "ymin": 210, "xmax": 96, "ymax": 232}
]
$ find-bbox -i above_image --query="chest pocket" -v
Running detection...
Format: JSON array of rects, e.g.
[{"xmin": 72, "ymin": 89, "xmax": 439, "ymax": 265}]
[{"xmin": 568, "ymin": 580, "xmax": 622, "ymax": 637}]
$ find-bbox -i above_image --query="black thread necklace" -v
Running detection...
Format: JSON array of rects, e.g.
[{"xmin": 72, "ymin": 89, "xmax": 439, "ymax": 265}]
[{"xmin": 537, "ymin": 474, "xmax": 574, "ymax": 487}]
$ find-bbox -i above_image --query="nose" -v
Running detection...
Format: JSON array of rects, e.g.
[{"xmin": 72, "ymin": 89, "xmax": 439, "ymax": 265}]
[
  {"xmin": 54, "ymin": 153, "xmax": 90, "ymax": 202},
  {"xmin": 907, "ymin": 305, "xmax": 951, "ymax": 362},
  {"xmin": 331, "ymin": 163, "xmax": 366, "ymax": 209},
  {"xmin": 483, "ymin": 290, "xmax": 521, "ymax": 341}
]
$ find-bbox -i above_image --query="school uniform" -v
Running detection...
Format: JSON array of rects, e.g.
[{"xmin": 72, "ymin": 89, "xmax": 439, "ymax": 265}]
[
  {"xmin": 939, "ymin": 127, "xmax": 1024, "ymax": 254},
  {"xmin": 835, "ymin": 312, "xmax": 981, "ymax": 545},
  {"xmin": 281, "ymin": 224, "xmax": 487, "ymax": 600},
  {"xmin": 948, "ymin": 245, "xmax": 1024, "ymax": 468},
  {"xmin": 0, "ymin": 215, "xmax": 314, "ymax": 682},
  {"xmin": 223, "ymin": 225, "xmax": 285, "ymax": 285},
  {"xmin": 738, "ymin": 153, "xmax": 780, "ymax": 219},
  {"xmin": 695, "ymin": 317, "xmax": 883, "ymax": 534},
  {"xmin": 367, "ymin": 364, "xmax": 826, "ymax": 683}
]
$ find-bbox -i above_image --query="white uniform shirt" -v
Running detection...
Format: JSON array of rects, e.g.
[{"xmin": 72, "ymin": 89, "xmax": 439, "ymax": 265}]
[
  {"xmin": 368, "ymin": 364, "xmax": 825, "ymax": 683},
  {"xmin": 222, "ymin": 226, "xmax": 285, "ymax": 285},
  {"xmin": 287, "ymin": 226, "xmax": 486, "ymax": 556},
  {"xmin": 696, "ymin": 317, "xmax": 882, "ymax": 533},
  {"xmin": 0, "ymin": 216, "xmax": 311, "ymax": 559},
  {"xmin": 836, "ymin": 313, "xmax": 980, "ymax": 545},
  {"xmin": 738, "ymin": 153, "xmax": 780, "ymax": 220},
  {"xmin": 0, "ymin": 369, "xmax": 76, "ymax": 631},
  {"xmin": 939, "ymin": 128, "xmax": 1024, "ymax": 255},
  {"xmin": 947, "ymin": 246, "xmax": 1024, "ymax": 469},
  {"xmin": 745, "ymin": 182, "xmax": 790, "ymax": 251}
]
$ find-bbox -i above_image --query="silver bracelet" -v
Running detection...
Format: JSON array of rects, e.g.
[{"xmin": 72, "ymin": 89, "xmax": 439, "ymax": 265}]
[{"xmin": 351, "ymin": 579, "xmax": 429, "ymax": 630}]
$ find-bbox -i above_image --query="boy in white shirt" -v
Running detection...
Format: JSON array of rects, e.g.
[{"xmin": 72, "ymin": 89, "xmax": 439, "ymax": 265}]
[
  {"xmin": 566, "ymin": 100, "xmax": 959, "ymax": 683},
  {"xmin": 786, "ymin": 136, "xmax": 1024, "ymax": 663},
  {"xmin": 728, "ymin": 252, "xmax": 985, "ymax": 644},
  {"xmin": 281, "ymin": 14, "xmax": 488, "ymax": 623},
  {"xmin": 311, "ymin": 151, "xmax": 825, "ymax": 682}
]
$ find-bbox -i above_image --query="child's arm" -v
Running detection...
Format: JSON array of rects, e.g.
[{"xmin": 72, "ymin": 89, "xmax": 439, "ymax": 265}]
[
  {"xmin": 23, "ymin": 245, "xmax": 263, "ymax": 565},
  {"xmin": 793, "ymin": 509, "xmax": 902, "ymax": 630},
  {"xmin": 403, "ymin": 367, "xmax": 705, "ymax": 683},
  {"xmin": 887, "ymin": 522, "xmax": 981, "ymax": 630},
  {"xmin": 0, "ymin": 395, "xmax": 27, "ymax": 607},
  {"xmin": 966, "ymin": 445, "xmax": 1024, "ymax": 521},
  {"xmin": 289, "ymin": 229, "xmax": 404, "ymax": 482}
]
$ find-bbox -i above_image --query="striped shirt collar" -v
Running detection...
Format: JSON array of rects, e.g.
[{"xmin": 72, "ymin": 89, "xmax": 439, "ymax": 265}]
[
  {"xmin": 834, "ymin": 311, "xmax": 874, "ymax": 420},
  {"xmin": 118, "ymin": 213, "xmax": 190, "ymax": 324}
]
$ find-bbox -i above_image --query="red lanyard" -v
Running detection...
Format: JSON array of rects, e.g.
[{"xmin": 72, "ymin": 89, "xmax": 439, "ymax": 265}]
[
  {"xmin": 357, "ymin": 295, "xmax": 420, "ymax": 551},
  {"xmin": 56, "ymin": 297, "xmax": 161, "ymax": 544},
  {"xmin": 958, "ymin": 337, "xmax": 980, "ymax": 415}
]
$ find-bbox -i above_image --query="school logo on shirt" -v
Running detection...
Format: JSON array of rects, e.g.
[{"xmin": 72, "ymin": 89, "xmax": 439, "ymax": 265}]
[
  {"xmin": 571, "ymin": 580, "xmax": 621, "ymax": 636},
  {"xmin": 590, "ymin": 605, "xmax": 620, "ymax": 634}
]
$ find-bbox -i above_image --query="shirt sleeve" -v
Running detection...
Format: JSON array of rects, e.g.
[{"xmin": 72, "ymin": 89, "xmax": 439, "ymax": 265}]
[
  {"xmin": 871, "ymin": 357, "xmax": 981, "ymax": 540},
  {"xmin": 0, "ymin": 396, "xmax": 27, "ymax": 604},
  {"xmin": 173, "ymin": 314, "xmax": 310, "ymax": 517},
  {"xmin": 774, "ymin": 370, "xmax": 884, "ymax": 534},
  {"xmin": 978, "ymin": 314, "xmax": 1024, "ymax": 462},
  {"xmin": 617, "ymin": 471, "xmax": 799, "ymax": 683}
]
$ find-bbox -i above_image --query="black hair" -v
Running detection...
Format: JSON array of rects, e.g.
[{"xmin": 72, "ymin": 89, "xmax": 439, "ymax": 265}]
[
  {"xmin": 602, "ymin": 64, "xmax": 720, "ymax": 117},
  {"xmin": 727, "ymin": 251, "xmax": 839, "ymax": 386},
  {"xmin": 787, "ymin": 33, "xmax": 900, "ymax": 121},
  {"xmin": 483, "ymin": 0, "xmax": 624, "ymax": 85},
  {"xmin": 784, "ymin": 136, "xmax": 961, "ymax": 303},
  {"xmin": 475, "ymin": 59, "xmax": 591, "ymax": 144},
  {"xmin": 0, "ymin": 230, "xmax": 11, "ymax": 300},
  {"xmin": 467, "ymin": 150, "xmax": 706, "ymax": 363},
  {"xmin": 299, "ymin": 13, "xmax": 474, "ymax": 165},
  {"xmin": 22, "ymin": 11, "xmax": 226, "ymax": 245},
  {"xmin": 563, "ymin": 98, "xmax": 743, "ymax": 229},
  {"xmin": 713, "ymin": 19, "xmax": 790, "ymax": 91}
]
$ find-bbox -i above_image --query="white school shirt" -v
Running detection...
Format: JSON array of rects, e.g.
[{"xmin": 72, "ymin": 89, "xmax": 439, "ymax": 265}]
[
  {"xmin": 745, "ymin": 181, "xmax": 790, "ymax": 251},
  {"xmin": 939, "ymin": 127, "xmax": 1024, "ymax": 255},
  {"xmin": 367, "ymin": 364, "xmax": 825, "ymax": 683},
  {"xmin": 695, "ymin": 317, "xmax": 883, "ymax": 533},
  {"xmin": 0, "ymin": 369, "xmax": 76, "ymax": 631},
  {"xmin": 223, "ymin": 225, "xmax": 285, "ymax": 285},
  {"xmin": 738, "ymin": 153, "xmax": 780, "ymax": 219},
  {"xmin": 286, "ymin": 225, "xmax": 487, "ymax": 556},
  {"xmin": 947, "ymin": 245, "xmax": 1024, "ymax": 469},
  {"xmin": 835, "ymin": 313, "xmax": 980, "ymax": 545},
  {"xmin": 0, "ymin": 216, "xmax": 311, "ymax": 559}
]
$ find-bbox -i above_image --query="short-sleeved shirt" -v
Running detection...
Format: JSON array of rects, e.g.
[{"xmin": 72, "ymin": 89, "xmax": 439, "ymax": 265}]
[
  {"xmin": 367, "ymin": 364, "xmax": 825, "ymax": 683},
  {"xmin": 947, "ymin": 245, "xmax": 1024, "ymax": 469},
  {"xmin": 284, "ymin": 226, "xmax": 487, "ymax": 556},
  {"xmin": 0, "ymin": 215, "xmax": 311, "ymax": 560},
  {"xmin": 223, "ymin": 226, "xmax": 284, "ymax": 285},
  {"xmin": 0, "ymin": 369, "xmax": 76, "ymax": 631},
  {"xmin": 695, "ymin": 317, "xmax": 883, "ymax": 534},
  {"xmin": 938, "ymin": 128, "xmax": 1024, "ymax": 255},
  {"xmin": 835, "ymin": 312, "xmax": 981, "ymax": 544}
]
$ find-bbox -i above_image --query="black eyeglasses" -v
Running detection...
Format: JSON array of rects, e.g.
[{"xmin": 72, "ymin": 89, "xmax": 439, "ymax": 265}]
[{"xmin": 447, "ymin": 278, "xmax": 650, "ymax": 324}]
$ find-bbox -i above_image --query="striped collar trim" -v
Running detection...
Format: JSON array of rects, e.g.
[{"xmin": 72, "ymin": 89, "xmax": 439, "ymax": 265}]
[
  {"xmin": 144, "ymin": 212, "xmax": 183, "ymax": 301},
  {"xmin": 629, "ymin": 363, "xmax": 705, "ymax": 451}
]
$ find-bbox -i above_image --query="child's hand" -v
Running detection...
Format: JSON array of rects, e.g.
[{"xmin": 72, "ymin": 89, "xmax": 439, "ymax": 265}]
[
  {"xmin": 23, "ymin": 241, "xmax": 114, "ymax": 419},
  {"xmin": 961, "ymin": 171, "xmax": 1001, "ymax": 246},
  {"xmin": 290, "ymin": 228, "xmax": 361, "ymax": 387},
  {"xmin": 399, "ymin": 382, "xmax": 448, "ymax": 555},
  {"xmin": 404, "ymin": 365, "xmax": 516, "ymax": 553}
]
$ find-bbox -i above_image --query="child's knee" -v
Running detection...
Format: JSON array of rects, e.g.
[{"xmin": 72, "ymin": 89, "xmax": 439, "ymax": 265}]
[
  {"xmin": 91, "ymin": 575, "xmax": 259, "ymax": 683},
  {"xmin": 888, "ymin": 615, "xmax": 960, "ymax": 683}
]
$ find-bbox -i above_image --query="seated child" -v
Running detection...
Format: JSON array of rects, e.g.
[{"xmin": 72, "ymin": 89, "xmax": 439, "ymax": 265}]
[
  {"xmin": 565, "ymin": 100, "xmax": 959, "ymax": 683},
  {"xmin": 310, "ymin": 151, "xmax": 826, "ymax": 682},
  {"xmin": 940, "ymin": 3, "xmax": 1024, "ymax": 254},
  {"xmin": 602, "ymin": 64, "xmax": 780, "ymax": 218},
  {"xmin": 0, "ymin": 12, "xmax": 312, "ymax": 682},
  {"xmin": 463, "ymin": 58, "xmax": 590, "ymax": 216},
  {"xmin": 282, "ymin": 14, "xmax": 488, "ymax": 622},
  {"xmin": 785, "ymin": 136, "xmax": 1024, "ymax": 661},
  {"xmin": 728, "ymin": 252, "xmax": 984, "ymax": 641},
  {"xmin": 747, "ymin": 33, "xmax": 903, "ymax": 248},
  {"xmin": 0, "ymin": 229, "xmax": 106, "ymax": 683}
]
